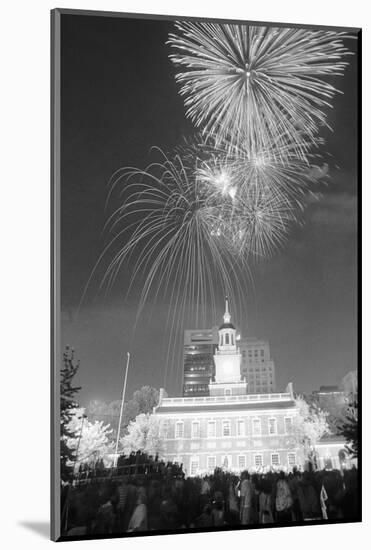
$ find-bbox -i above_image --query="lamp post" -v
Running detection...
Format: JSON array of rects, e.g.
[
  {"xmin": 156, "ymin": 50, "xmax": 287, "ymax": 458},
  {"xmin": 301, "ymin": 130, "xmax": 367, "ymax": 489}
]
[
  {"xmin": 114, "ymin": 352, "xmax": 131, "ymax": 466},
  {"xmin": 73, "ymin": 413, "xmax": 87, "ymax": 474}
]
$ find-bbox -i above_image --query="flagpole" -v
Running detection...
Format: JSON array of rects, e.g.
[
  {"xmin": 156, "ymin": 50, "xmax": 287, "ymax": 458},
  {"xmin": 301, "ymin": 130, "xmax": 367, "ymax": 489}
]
[{"xmin": 114, "ymin": 352, "xmax": 130, "ymax": 465}]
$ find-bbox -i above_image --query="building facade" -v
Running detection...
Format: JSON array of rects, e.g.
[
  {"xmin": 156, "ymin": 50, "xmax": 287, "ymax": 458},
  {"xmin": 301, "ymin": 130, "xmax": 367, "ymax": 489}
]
[
  {"xmin": 316, "ymin": 436, "xmax": 357, "ymax": 470},
  {"xmin": 312, "ymin": 385, "xmax": 347, "ymax": 418},
  {"xmin": 239, "ymin": 337, "xmax": 276, "ymax": 393},
  {"xmin": 156, "ymin": 298, "xmax": 301, "ymax": 476},
  {"xmin": 154, "ymin": 389, "xmax": 302, "ymax": 476},
  {"xmin": 183, "ymin": 327, "xmax": 218, "ymax": 397}
]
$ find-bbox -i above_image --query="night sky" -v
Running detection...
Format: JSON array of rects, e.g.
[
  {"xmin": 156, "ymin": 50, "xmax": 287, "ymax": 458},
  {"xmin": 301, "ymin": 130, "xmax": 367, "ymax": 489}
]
[{"xmin": 60, "ymin": 14, "xmax": 358, "ymax": 407}]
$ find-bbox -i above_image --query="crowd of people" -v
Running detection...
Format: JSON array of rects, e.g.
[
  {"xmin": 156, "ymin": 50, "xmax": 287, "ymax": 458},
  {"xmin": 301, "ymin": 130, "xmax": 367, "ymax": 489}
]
[
  {"xmin": 62, "ymin": 452, "xmax": 359, "ymax": 537},
  {"xmin": 74, "ymin": 452, "xmax": 184, "ymax": 481}
]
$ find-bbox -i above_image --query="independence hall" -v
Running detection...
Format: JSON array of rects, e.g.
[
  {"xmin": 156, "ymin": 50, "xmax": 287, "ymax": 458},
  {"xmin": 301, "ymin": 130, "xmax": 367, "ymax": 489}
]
[{"xmin": 153, "ymin": 298, "xmax": 351, "ymax": 476}]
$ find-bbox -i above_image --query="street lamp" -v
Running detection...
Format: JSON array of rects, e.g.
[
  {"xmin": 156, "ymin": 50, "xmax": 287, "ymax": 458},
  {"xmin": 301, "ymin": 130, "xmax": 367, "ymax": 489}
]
[
  {"xmin": 73, "ymin": 413, "xmax": 87, "ymax": 474},
  {"xmin": 113, "ymin": 352, "xmax": 131, "ymax": 467}
]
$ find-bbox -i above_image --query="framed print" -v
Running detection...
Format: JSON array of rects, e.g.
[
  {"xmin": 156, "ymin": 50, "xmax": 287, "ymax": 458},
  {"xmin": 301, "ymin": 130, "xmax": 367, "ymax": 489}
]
[{"xmin": 51, "ymin": 8, "xmax": 361, "ymax": 542}]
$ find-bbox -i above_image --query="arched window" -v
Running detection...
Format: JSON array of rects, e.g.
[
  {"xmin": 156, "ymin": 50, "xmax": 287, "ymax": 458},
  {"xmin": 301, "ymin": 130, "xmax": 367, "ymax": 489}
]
[{"xmin": 225, "ymin": 333, "xmax": 230, "ymax": 345}]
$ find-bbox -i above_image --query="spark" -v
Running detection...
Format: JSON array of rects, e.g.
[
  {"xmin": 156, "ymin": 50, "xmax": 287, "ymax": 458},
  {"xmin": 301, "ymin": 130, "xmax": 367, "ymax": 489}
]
[
  {"xmin": 101, "ymin": 148, "xmax": 249, "ymax": 327},
  {"xmin": 178, "ymin": 134, "xmax": 329, "ymax": 258},
  {"xmin": 168, "ymin": 22, "xmax": 353, "ymax": 156}
]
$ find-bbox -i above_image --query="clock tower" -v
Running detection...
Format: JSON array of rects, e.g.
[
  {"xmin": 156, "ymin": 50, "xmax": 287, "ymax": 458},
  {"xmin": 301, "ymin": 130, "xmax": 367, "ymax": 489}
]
[{"xmin": 209, "ymin": 297, "xmax": 247, "ymax": 396}]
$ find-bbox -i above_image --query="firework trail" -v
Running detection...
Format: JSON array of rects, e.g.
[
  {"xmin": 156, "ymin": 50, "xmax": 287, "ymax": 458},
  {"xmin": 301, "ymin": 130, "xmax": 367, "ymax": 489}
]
[
  {"xmin": 179, "ymin": 134, "xmax": 329, "ymax": 259},
  {"xmin": 168, "ymin": 23, "xmax": 352, "ymax": 156},
  {"xmin": 81, "ymin": 140, "xmax": 328, "ymax": 389},
  {"xmin": 100, "ymin": 148, "xmax": 253, "ymax": 387},
  {"xmin": 102, "ymin": 149, "xmax": 248, "ymax": 318}
]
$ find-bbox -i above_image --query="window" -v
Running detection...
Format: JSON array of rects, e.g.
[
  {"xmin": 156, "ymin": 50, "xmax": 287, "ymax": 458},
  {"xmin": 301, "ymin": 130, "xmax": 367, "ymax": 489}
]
[
  {"xmin": 252, "ymin": 418, "xmax": 261, "ymax": 435},
  {"xmin": 222, "ymin": 420, "xmax": 231, "ymax": 436},
  {"xmin": 190, "ymin": 456, "xmax": 199, "ymax": 476},
  {"xmin": 175, "ymin": 421, "xmax": 184, "ymax": 438},
  {"xmin": 221, "ymin": 455, "xmax": 232, "ymax": 469},
  {"xmin": 260, "ymin": 350, "xmax": 264, "ymax": 356},
  {"xmin": 207, "ymin": 421, "xmax": 216, "ymax": 438},
  {"xmin": 207, "ymin": 456, "xmax": 216, "ymax": 471},
  {"xmin": 225, "ymin": 388, "xmax": 232, "ymax": 396},
  {"xmin": 254, "ymin": 454, "xmax": 263, "ymax": 468},
  {"xmin": 238, "ymin": 455, "xmax": 246, "ymax": 470},
  {"xmin": 268, "ymin": 418, "xmax": 277, "ymax": 435},
  {"xmin": 192, "ymin": 421, "xmax": 200, "ymax": 438},
  {"xmin": 271, "ymin": 453, "xmax": 280, "ymax": 466},
  {"xmin": 237, "ymin": 419, "xmax": 245, "ymax": 437},
  {"xmin": 225, "ymin": 333, "xmax": 230, "ymax": 345},
  {"xmin": 284, "ymin": 417, "xmax": 293, "ymax": 433},
  {"xmin": 288, "ymin": 453, "xmax": 296, "ymax": 467}
]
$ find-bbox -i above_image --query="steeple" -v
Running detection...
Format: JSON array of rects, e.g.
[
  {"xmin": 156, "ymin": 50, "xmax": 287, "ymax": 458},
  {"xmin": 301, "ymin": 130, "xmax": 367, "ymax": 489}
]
[
  {"xmin": 219, "ymin": 295, "xmax": 235, "ymax": 330},
  {"xmin": 223, "ymin": 296, "xmax": 231, "ymax": 324}
]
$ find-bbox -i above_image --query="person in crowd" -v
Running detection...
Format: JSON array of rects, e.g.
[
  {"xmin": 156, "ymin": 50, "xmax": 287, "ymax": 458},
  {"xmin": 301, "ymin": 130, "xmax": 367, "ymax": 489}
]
[
  {"xmin": 93, "ymin": 487, "xmax": 116, "ymax": 534},
  {"xmin": 322, "ymin": 470, "xmax": 344, "ymax": 519},
  {"xmin": 275, "ymin": 471, "xmax": 293, "ymax": 522},
  {"xmin": 211, "ymin": 490, "xmax": 225, "ymax": 526},
  {"xmin": 159, "ymin": 488, "xmax": 180, "ymax": 529},
  {"xmin": 259, "ymin": 478, "xmax": 274, "ymax": 524},
  {"xmin": 239, "ymin": 472, "xmax": 254, "ymax": 525},
  {"xmin": 127, "ymin": 493, "xmax": 148, "ymax": 532},
  {"xmin": 200, "ymin": 475, "xmax": 211, "ymax": 506},
  {"xmin": 288, "ymin": 468, "xmax": 302, "ymax": 522},
  {"xmin": 195, "ymin": 504, "xmax": 213, "ymax": 528},
  {"xmin": 341, "ymin": 468, "xmax": 358, "ymax": 521},
  {"xmin": 147, "ymin": 480, "xmax": 163, "ymax": 530},
  {"xmin": 62, "ymin": 450, "xmax": 359, "ymax": 536},
  {"xmin": 115, "ymin": 477, "xmax": 130, "ymax": 532},
  {"xmin": 297, "ymin": 472, "xmax": 322, "ymax": 521},
  {"xmin": 226, "ymin": 478, "xmax": 240, "ymax": 525}
]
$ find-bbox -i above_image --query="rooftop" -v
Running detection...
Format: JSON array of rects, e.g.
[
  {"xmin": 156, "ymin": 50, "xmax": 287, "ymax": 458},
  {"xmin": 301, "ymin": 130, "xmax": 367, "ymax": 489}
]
[{"xmin": 154, "ymin": 391, "xmax": 295, "ymax": 414}]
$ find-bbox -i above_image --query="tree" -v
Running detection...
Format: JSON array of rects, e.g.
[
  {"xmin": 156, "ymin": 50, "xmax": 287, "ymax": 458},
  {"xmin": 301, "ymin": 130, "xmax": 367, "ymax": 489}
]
[
  {"xmin": 338, "ymin": 399, "xmax": 358, "ymax": 458},
  {"xmin": 293, "ymin": 395, "xmax": 330, "ymax": 468},
  {"xmin": 87, "ymin": 386, "xmax": 160, "ymax": 441},
  {"xmin": 132, "ymin": 386, "xmax": 159, "ymax": 415},
  {"xmin": 120, "ymin": 413, "xmax": 164, "ymax": 457},
  {"xmin": 60, "ymin": 346, "xmax": 81, "ymax": 481},
  {"xmin": 66, "ymin": 408, "xmax": 114, "ymax": 468}
]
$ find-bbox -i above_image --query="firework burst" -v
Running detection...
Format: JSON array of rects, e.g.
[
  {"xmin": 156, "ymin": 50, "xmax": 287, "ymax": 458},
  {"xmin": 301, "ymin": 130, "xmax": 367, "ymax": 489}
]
[
  {"xmin": 101, "ymin": 149, "xmax": 249, "ymax": 328},
  {"xmin": 168, "ymin": 23, "xmax": 352, "ymax": 155},
  {"xmin": 179, "ymin": 134, "xmax": 328, "ymax": 258}
]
